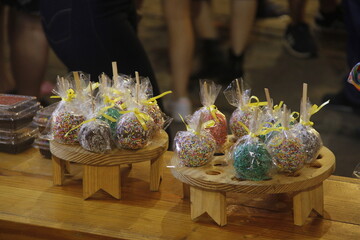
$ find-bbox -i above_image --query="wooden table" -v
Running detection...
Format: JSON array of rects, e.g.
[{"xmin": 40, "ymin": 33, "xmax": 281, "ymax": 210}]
[{"xmin": 0, "ymin": 148, "xmax": 359, "ymax": 240}]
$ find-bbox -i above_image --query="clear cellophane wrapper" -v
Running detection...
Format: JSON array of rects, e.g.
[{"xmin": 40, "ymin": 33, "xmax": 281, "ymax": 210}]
[
  {"xmin": 224, "ymin": 79, "xmax": 253, "ymax": 139},
  {"xmin": 50, "ymin": 72, "xmax": 90, "ymax": 144},
  {"xmin": 228, "ymin": 109, "xmax": 274, "ymax": 181},
  {"xmin": 95, "ymin": 74, "xmax": 125, "ymax": 137},
  {"xmin": 173, "ymin": 113, "xmax": 216, "ymax": 167},
  {"xmin": 266, "ymin": 107, "xmax": 306, "ymax": 173},
  {"xmin": 193, "ymin": 79, "xmax": 227, "ymax": 151},
  {"xmin": 292, "ymin": 99, "xmax": 323, "ymax": 164},
  {"xmin": 130, "ymin": 76, "xmax": 172, "ymax": 134},
  {"xmin": 114, "ymin": 100, "xmax": 156, "ymax": 150}
]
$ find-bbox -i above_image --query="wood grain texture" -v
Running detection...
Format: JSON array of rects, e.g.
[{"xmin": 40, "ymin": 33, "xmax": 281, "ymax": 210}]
[
  {"xmin": 83, "ymin": 165, "xmax": 121, "ymax": 199},
  {"xmin": 293, "ymin": 183, "xmax": 324, "ymax": 226},
  {"xmin": 50, "ymin": 130, "xmax": 168, "ymax": 166},
  {"xmin": 0, "ymin": 149, "xmax": 359, "ymax": 240},
  {"xmin": 52, "ymin": 156, "xmax": 65, "ymax": 185},
  {"xmin": 171, "ymin": 147, "xmax": 335, "ymax": 194},
  {"xmin": 190, "ymin": 186, "xmax": 227, "ymax": 226}
]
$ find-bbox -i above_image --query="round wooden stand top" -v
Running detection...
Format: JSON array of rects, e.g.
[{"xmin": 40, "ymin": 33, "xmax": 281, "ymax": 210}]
[
  {"xmin": 171, "ymin": 147, "xmax": 335, "ymax": 194},
  {"xmin": 50, "ymin": 130, "xmax": 168, "ymax": 166}
]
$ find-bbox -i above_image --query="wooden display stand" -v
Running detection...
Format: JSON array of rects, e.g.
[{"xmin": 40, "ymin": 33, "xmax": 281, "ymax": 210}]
[
  {"xmin": 50, "ymin": 130, "xmax": 168, "ymax": 199},
  {"xmin": 171, "ymin": 147, "xmax": 335, "ymax": 226}
]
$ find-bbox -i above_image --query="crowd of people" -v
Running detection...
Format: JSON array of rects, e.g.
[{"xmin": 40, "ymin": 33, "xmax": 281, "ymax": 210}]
[{"xmin": 0, "ymin": 0, "xmax": 359, "ymax": 117}]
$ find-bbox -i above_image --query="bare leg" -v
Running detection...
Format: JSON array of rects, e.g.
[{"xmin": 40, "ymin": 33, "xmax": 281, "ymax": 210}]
[
  {"xmin": 288, "ymin": 0, "xmax": 307, "ymax": 25},
  {"xmin": 8, "ymin": 9, "xmax": 49, "ymax": 97},
  {"xmin": 163, "ymin": 0, "xmax": 194, "ymax": 99},
  {"xmin": 230, "ymin": 0, "xmax": 257, "ymax": 55},
  {"xmin": 193, "ymin": 0, "xmax": 217, "ymax": 40}
]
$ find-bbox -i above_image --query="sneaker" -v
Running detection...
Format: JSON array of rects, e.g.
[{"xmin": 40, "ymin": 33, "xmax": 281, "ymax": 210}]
[
  {"xmin": 314, "ymin": 6, "xmax": 345, "ymax": 32},
  {"xmin": 283, "ymin": 23, "xmax": 318, "ymax": 58},
  {"xmin": 171, "ymin": 97, "xmax": 192, "ymax": 122}
]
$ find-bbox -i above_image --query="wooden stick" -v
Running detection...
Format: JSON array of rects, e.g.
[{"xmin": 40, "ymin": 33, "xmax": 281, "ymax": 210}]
[
  {"xmin": 89, "ymin": 81, "xmax": 95, "ymax": 113},
  {"xmin": 112, "ymin": 61, "xmax": 119, "ymax": 85},
  {"xmin": 101, "ymin": 73, "xmax": 107, "ymax": 87},
  {"xmin": 264, "ymin": 88, "xmax": 273, "ymax": 110},
  {"xmin": 301, "ymin": 83, "xmax": 308, "ymax": 119},
  {"xmin": 73, "ymin": 72, "xmax": 81, "ymax": 99},
  {"xmin": 282, "ymin": 104, "xmax": 288, "ymax": 129},
  {"xmin": 203, "ymin": 81, "xmax": 209, "ymax": 103},
  {"xmin": 135, "ymin": 71, "xmax": 140, "ymax": 103},
  {"xmin": 235, "ymin": 79, "xmax": 242, "ymax": 106},
  {"xmin": 196, "ymin": 112, "xmax": 204, "ymax": 134}
]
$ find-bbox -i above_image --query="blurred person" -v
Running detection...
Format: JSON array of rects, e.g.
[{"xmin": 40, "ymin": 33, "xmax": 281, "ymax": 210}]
[
  {"xmin": 163, "ymin": 0, "xmax": 257, "ymax": 120},
  {"xmin": 40, "ymin": 0, "xmax": 161, "ymax": 97},
  {"xmin": 0, "ymin": 0, "xmax": 49, "ymax": 97},
  {"xmin": 284, "ymin": 0, "xmax": 344, "ymax": 58},
  {"xmin": 324, "ymin": 0, "xmax": 360, "ymax": 113}
]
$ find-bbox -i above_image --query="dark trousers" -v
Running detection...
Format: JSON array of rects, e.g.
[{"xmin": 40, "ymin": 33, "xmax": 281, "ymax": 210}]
[
  {"xmin": 40, "ymin": 0, "xmax": 160, "ymax": 96},
  {"xmin": 343, "ymin": 0, "xmax": 360, "ymax": 104}
]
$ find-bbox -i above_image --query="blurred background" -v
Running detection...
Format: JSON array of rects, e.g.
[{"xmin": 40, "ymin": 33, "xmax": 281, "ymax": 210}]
[{"xmin": 1, "ymin": 0, "xmax": 359, "ymax": 177}]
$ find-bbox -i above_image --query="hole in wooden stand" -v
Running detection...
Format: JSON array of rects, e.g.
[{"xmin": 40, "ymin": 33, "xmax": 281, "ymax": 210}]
[
  {"xmin": 316, "ymin": 154, "xmax": 323, "ymax": 159},
  {"xmin": 310, "ymin": 161, "xmax": 322, "ymax": 168},
  {"xmin": 214, "ymin": 152, "xmax": 225, "ymax": 156},
  {"xmin": 231, "ymin": 176, "xmax": 245, "ymax": 181},
  {"xmin": 213, "ymin": 159, "xmax": 228, "ymax": 167},
  {"xmin": 206, "ymin": 170, "xmax": 221, "ymax": 175}
]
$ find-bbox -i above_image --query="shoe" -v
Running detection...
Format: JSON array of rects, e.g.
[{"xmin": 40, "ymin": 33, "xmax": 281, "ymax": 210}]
[
  {"xmin": 257, "ymin": 0, "xmax": 288, "ymax": 19},
  {"xmin": 315, "ymin": 6, "xmax": 345, "ymax": 32},
  {"xmin": 171, "ymin": 97, "xmax": 192, "ymax": 122},
  {"xmin": 215, "ymin": 50, "xmax": 244, "ymax": 86},
  {"xmin": 322, "ymin": 91, "xmax": 360, "ymax": 115},
  {"xmin": 283, "ymin": 23, "xmax": 318, "ymax": 58},
  {"xmin": 191, "ymin": 39, "xmax": 225, "ymax": 80}
]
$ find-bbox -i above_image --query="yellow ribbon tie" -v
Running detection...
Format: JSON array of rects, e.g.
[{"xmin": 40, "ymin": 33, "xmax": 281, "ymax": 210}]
[
  {"xmin": 101, "ymin": 113, "xmax": 117, "ymax": 122},
  {"xmin": 309, "ymin": 100, "xmax": 330, "ymax": 116},
  {"xmin": 207, "ymin": 105, "xmax": 220, "ymax": 122},
  {"xmin": 143, "ymin": 90, "xmax": 173, "ymax": 105},
  {"xmin": 237, "ymin": 121, "xmax": 256, "ymax": 138},
  {"xmin": 64, "ymin": 118, "xmax": 95, "ymax": 137},
  {"xmin": 203, "ymin": 120, "xmax": 216, "ymax": 129},
  {"xmin": 120, "ymin": 108, "xmax": 150, "ymax": 131},
  {"xmin": 247, "ymin": 96, "xmax": 268, "ymax": 108},
  {"xmin": 273, "ymin": 101, "xmax": 284, "ymax": 111},
  {"xmin": 300, "ymin": 119, "xmax": 314, "ymax": 126},
  {"xmin": 50, "ymin": 89, "xmax": 76, "ymax": 102}
]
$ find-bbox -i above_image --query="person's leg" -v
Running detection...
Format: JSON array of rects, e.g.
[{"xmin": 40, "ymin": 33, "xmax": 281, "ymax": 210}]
[
  {"xmin": 162, "ymin": 0, "xmax": 193, "ymax": 118},
  {"xmin": 8, "ymin": 8, "xmax": 48, "ymax": 97},
  {"xmin": 316, "ymin": 0, "xmax": 344, "ymax": 30},
  {"xmin": 163, "ymin": 0, "xmax": 194, "ymax": 100},
  {"xmin": 284, "ymin": 0, "xmax": 317, "ymax": 58},
  {"xmin": 191, "ymin": 0, "xmax": 225, "ymax": 80},
  {"xmin": 229, "ymin": 0, "xmax": 257, "ymax": 79}
]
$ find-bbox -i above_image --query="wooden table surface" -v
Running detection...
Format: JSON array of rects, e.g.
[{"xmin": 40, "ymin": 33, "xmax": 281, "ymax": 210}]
[{"xmin": 0, "ymin": 148, "xmax": 359, "ymax": 240}]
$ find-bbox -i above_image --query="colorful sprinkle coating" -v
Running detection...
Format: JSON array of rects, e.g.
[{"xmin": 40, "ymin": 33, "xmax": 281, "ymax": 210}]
[
  {"xmin": 203, "ymin": 111, "xmax": 227, "ymax": 149},
  {"xmin": 233, "ymin": 138, "xmax": 272, "ymax": 181},
  {"xmin": 97, "ymin": 107, "xmax": 122, "ymax": 136},
  {"xmin": 52, "ymin": 111, "xmax": 85, "ymax": 144},
  {"xmin": 292, "ymin": 124, "xmax": 322, "ymax": 164},
  {"xmin": 141, "ymin": 104, "xmax": 164, "ymax": 131},
  {"xmin": 267, "ymin": 134, "xmax": 306, "ymax": 173},
  {"xmin": 78, "ymin": 120, "xmax": 112, "ymax": 153},
  {"xmin": 175, "ymin": 131, "xmax": 216, "ymax": 167},
  {"xmin": 230, "ymin": 108, "xmax": 252, "ymax": 138},
  {"xmin": 115, "ymin": 113, "xmax": 155, "ymax": 150}
]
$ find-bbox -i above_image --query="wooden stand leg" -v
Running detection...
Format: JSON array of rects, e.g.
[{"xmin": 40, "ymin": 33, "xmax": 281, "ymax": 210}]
[
  {"xmin": 150, "ymin": 155, "xmax": 164, "ymax": 191},
  {"xmin": 83, "ymin": 165, "xmax": 121, "ymax": 200},
  {"xmin": 190, "ymin": 186, "xmax": 227, "ymax": 226},
  {"xmin": 182, "ymin": 183, "xmax": 190, "ymax": 199},
  {"xmin": 293, "ymin": 183, "xmax": 324, "ymax": 226},
  {"xmin": 52, "ymin": 156, "xmax": 65, "ymax": 186},
  {"xmin": 64, "ymin": 161, "xmax": 71, "ymax": 174}
]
